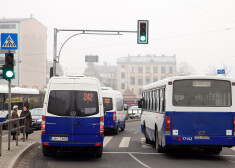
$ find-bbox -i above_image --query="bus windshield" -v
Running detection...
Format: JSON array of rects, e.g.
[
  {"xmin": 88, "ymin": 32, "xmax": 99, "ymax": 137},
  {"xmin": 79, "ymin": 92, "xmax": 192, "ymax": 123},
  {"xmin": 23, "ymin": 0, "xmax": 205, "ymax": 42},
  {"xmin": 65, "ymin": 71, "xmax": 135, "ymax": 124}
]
[
  {"xmin": 173, "ymin": 79, "xmax": 231, "ymax": 107},
  {"xmin": 48, "ymin": 90, "xmax": 99, "ymax": 116}
]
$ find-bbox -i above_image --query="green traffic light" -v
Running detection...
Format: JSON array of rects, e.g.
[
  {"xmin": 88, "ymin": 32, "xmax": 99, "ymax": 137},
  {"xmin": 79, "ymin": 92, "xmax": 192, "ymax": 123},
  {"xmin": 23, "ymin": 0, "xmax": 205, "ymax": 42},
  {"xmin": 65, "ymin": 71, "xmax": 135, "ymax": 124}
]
[
  {"xmin": 140, "ymin": 35, "xmax": 146, "ymax": 42},
  {"xmin": 5, "ymin": 70, "xmax": 14, "ymax": 79}
]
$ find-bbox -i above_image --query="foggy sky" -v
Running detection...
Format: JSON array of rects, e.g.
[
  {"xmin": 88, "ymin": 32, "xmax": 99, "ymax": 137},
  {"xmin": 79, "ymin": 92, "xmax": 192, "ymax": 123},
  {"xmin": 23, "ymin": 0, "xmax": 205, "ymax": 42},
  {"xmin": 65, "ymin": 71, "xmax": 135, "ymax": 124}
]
[{"xmin": 1, "ymin": 0, "xmax": 235, "ymax": 77}]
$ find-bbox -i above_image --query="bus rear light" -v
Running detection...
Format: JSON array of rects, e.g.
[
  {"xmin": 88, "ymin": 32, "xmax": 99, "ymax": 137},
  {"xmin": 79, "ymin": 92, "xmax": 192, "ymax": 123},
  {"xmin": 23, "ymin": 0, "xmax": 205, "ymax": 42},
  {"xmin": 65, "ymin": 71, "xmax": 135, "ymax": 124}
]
[
  {"xmin": 232, "ymin": 82, "xmax": 235, "ymax": 86},
  {"xmin": 43, "ymin": 143, "xmax": 49, "ymax": 146},
  {"xmin": 41, "ymin": 115, "xmax": 46, "ymax": 134},
  {"xmin": 166, "ymin": 116, "xmax": 171, "ymax": 135},
  {"xmin": 95, "ymin": 143, "xmax": 101, "ymax": 146},
  {"xmin": 113, "ymin": 112, "xmax": 116, "ymax": 122},
  {"xmin": 178, "ymin": 137, "xmax": 181, "ymax": 141},
  {"xmin": 100, "ymin": 117, "xmax": 104, "ymax": 135},
  {"xmin": 168, "ymin": 82, "xmax": 173, "ymax": 85}
]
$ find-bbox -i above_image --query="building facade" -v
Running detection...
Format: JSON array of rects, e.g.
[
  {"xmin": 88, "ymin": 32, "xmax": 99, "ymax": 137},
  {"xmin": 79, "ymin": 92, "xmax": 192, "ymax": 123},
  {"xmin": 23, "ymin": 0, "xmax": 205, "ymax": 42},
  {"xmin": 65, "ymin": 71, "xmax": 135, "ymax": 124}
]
[
  {"xmin": 117, "ymin": 55, "xmax": 176, "ymax": 97},
  {"xmin": 83, "ymin": 62, "xmax": 117, "ymax": 90},
  {"xmin": 0, "ymin": 17, "xmax": 47, "ymax": 89}
]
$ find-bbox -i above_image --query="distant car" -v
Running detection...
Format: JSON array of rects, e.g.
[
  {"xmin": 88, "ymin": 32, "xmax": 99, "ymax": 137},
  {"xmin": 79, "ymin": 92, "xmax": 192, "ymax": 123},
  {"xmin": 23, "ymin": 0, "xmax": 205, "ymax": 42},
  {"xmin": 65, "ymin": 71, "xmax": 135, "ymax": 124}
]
[
  {"xmin": 31, "ymin": 108, "xmax": 43, "ymax": 130},
  {"xmin": 128, "ymin": 106, "xmax": 141, "ymax": 119}
]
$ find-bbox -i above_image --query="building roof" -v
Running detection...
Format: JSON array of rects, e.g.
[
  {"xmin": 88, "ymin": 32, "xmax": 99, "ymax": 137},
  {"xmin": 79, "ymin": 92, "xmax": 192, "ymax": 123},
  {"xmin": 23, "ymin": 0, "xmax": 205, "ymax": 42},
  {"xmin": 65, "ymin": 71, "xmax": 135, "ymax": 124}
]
[
  {"xmin": 123, "ymin": 89, "xmax": 137, "ymax": 96},
  {"xmin": 0, "ymin": 18, "xmax": 31, "ymax": 23},
  {"xmin": 117, "ymin": 55, "xmax": 176, "ymax": 64}
]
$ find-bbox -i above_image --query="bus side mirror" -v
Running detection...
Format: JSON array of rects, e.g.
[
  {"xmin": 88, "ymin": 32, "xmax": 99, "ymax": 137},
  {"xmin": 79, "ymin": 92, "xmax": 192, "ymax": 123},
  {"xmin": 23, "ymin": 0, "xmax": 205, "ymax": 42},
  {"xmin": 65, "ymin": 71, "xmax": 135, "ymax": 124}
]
[{"xmin": 138, "ymin": 99, "xmax": 144, "ymax": 108}]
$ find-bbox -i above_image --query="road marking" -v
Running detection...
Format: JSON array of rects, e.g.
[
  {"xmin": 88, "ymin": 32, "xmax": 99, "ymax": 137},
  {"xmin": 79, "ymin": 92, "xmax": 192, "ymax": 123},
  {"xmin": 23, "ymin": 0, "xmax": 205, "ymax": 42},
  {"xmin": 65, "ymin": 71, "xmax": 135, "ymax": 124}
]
[
  {"xmin": 119, "ymin": 137, "xmax": 131, "ymax": 147},
  {"xmin": 103, "ymin": 136, "xmax": 113, "ymax": 147},
  {"xmin": 141, "ymin": 137, "xmax": 152, "ymax": 149},
  {"xmin": 134, "ymin": 131, "xmax": 139, "ymax": 134},
  {"xmin": 128, "ymin": 153, "xmax": 151, "ymax": 168},
  {"xmin": 103, "ymin": 152, "xmax": 162, "ymax": 155},
  {"xmin": 221, "ymin": 157, "xmax": 235, "ymax": 164},
  {"xmin": 231, "ymin": 147, "xmax": 235, "ymax": 151}
]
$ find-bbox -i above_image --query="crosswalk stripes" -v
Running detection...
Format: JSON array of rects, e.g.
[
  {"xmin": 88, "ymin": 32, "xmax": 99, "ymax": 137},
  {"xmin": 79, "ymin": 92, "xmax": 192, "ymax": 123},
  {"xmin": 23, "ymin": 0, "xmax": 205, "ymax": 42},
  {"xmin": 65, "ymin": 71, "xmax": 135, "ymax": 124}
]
[
  {"xmin": 103, "ymin": 136, "xmax": 113, "ymax": 147},
  {"xmin": 103, "ymin": 136, "xmax": 152, "ymax": 148},
  {"xmin": 119, "ymin": 137, "xmax": 131, "ymax": 147}
]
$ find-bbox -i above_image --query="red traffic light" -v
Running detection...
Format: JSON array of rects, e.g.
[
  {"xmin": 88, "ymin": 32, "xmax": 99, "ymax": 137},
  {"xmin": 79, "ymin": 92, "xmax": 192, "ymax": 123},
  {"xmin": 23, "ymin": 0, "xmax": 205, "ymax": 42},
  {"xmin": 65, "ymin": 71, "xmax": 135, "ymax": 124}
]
[
  {"xmin": 6, "ymin": 54, "xmax": 13, "ymax": 61},
  {"xmin": 140, "ymin": 23, "xmax": 146, "ymax": 29}
]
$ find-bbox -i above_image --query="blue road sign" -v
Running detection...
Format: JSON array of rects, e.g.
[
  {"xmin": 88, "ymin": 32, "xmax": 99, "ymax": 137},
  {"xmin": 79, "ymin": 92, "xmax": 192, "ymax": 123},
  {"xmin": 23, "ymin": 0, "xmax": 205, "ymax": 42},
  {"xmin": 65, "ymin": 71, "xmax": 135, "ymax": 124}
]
[
  {"xmin": 1, "ymin": 33, "xmax": 18, "ymax": 50},
  {"xmin": 217, "ymin": 69, "xmax": 225, "ymax": 74}
]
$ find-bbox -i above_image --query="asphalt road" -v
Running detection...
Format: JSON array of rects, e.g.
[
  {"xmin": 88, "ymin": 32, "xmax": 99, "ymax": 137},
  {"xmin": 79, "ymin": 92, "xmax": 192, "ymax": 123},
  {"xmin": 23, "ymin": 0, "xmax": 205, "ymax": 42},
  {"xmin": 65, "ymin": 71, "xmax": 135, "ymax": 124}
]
[{"xmin": 19, "ymin": 121, "xmax": 235, "ymax": 168}]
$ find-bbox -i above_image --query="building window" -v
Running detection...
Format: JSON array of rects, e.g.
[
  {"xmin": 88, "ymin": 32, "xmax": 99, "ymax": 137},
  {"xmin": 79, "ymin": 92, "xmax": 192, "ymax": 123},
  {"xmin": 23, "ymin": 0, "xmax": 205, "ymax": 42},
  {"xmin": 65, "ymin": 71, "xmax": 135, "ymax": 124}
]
[
  {"xmin": 153, "ymin": 66, "xmax": 158, "ymax": 73},
  {"xmin": 121, "ymin": 65, "xmax": 125, "ymax": 68},
  {"xmin": 146, "ymin": 76, "xmax": 151, "ymax": 84},
  {"xmin": 169, "ymin": 66, "xmax": 173, "ymax": 73},
  {"xmin": 121, "ymin": 83, "xmax": 125, "ymax": 90},
  {"xmin": 153, "ymin": 77, "xmax": 158, "ymax": 82},
  {"xmin": 131, "ymin": 66, "xmax": 134, "ymax": 73},
  {"xmin": 121, "ymin": 72, "xmax": 125, "ymax": 79},
  {"xmin": 146, "ymin": 67, "xmax": 151, "ymax": 73},
  {"xmin": 130, "ymin": 77, "xmax": 135, "ymax": 85},
  {"xmin": 138, "ymin": 77, "xmax": 143, "ymax": 85},
  {"xmin": 139, "ymin": 88, "xmax": 142, "ymax": 95},
  {"xmin": 161, "ymin": 66, "xmax": 166, "ymax": 73},
  {"xmin": 138, "ymin": 66, "xmax": 143, "ymax": 73}
]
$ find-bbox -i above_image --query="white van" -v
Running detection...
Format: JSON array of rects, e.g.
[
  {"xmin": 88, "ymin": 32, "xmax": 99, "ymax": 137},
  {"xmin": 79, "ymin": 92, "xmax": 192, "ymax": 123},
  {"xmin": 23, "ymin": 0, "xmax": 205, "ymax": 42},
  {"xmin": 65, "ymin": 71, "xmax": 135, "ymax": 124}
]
[
  {"xmin": 41, "ymin": 76, "xmax": 104, "ymax": 158},
  {"xmin": 101, "ymin": 87, "xmax": 126, "ymax": 134}
]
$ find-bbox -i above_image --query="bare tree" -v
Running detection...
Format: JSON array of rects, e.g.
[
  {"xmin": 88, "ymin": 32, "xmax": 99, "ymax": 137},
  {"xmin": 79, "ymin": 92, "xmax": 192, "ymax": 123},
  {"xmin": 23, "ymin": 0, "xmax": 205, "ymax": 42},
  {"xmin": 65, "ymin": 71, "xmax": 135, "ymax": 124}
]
[
  {"xmin": 207, "ymin": 65, "xmax": 217, "ymax": 76},
  {"xmin": 176, "ymin": 62, "xmax": 195, "ymax": 76},
  {"xmin": 207, "ymin": 64, "xmax": 232, "ymax": 76}
]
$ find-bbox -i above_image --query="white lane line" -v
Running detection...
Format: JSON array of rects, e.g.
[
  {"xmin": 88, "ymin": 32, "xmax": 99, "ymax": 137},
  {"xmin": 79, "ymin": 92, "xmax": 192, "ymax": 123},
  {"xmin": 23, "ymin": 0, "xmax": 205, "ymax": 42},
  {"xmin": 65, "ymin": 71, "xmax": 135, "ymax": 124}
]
[
  {"xmin": 221, "ymin": 157, "xmax": 235, "ymax": 164},
  {"xmin": 103, "ymin": 152, "xmax": 162, "ymax": 155},
  {"xmin": 103, "ymin": 136, "xmax": 113, "ymax": 147},
  {"xmin": 128, "ymin": 153, "xmax": 151, "ymax": 168},
  {"xmin": 119, "ymin": 137, "xmax": 131, "ymax": 148},
  {"xmin": 231, "ymin": 147, "xmax": 235, "ymax": 151},
  {"xmin": 134, "ymin": 131, "xmax": 139, "ymax": 134}
]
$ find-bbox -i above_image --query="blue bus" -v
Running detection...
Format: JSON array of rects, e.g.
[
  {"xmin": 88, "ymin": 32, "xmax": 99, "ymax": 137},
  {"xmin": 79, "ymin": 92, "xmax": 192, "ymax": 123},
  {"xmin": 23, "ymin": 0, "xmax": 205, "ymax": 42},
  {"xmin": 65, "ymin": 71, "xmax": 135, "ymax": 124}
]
[
  {"xmin": 41, "ymin": 77, "xmax": 104, "ymax": 157},
  {"xmin": 101, "ymin": 87, "xmax": 126, "ymax": 134},
  {"xmin": 140, "ymin": 76, "xmax": 235, "ymax": 154}
]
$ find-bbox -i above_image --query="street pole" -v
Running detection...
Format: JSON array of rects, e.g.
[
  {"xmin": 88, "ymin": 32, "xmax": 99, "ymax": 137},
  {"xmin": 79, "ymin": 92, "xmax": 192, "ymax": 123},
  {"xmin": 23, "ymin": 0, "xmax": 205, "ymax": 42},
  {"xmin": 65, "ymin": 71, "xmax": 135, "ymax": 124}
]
[
  {"xmin": 8, "ymin": 79, "xmax": 11, "ymax": 150},
  {"xmin": 53, "ymin": 28, "xmax": 57, "ymax": 76}
]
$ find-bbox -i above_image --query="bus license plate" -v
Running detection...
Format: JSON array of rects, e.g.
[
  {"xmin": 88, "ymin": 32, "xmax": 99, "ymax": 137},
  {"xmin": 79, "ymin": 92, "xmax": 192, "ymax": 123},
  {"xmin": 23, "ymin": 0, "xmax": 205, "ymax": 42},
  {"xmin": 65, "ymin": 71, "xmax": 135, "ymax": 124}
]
[
  {"xmin": 51, "ymin": 137, "xmax": 68, "ymax": 141},
  {"xmin": 194, "ymin": 136, "xmax": 210, "ymax": 140}
]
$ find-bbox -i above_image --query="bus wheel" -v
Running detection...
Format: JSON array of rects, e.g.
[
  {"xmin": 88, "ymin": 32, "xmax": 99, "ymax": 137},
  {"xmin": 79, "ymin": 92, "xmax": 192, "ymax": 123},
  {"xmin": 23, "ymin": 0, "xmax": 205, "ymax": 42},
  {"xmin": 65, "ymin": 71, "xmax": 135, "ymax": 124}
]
[
  {"xmin": 121, "ymin": 122, "xmax": 125, "ymax": 131},
  {"xmin": 114, "ymin": 125, "xmax": 119, "ymax": 135},
  {"xmin": 42, "ymin": 146, "xmax": 50, "ymax": 157},
  {"xmin": 212, "ymin": 147, "xmax": 222, "ymax": 154},
  {"xmin": 95, "ymin": 146, "xmax": 103, "ymax": 158},
  {"xmin": 144, "ymin": 124, "xmax": 151, "ymax": 144},
  {"xmin": 155, "ymin": 129, "xmax": 164, "ymax": 153}
]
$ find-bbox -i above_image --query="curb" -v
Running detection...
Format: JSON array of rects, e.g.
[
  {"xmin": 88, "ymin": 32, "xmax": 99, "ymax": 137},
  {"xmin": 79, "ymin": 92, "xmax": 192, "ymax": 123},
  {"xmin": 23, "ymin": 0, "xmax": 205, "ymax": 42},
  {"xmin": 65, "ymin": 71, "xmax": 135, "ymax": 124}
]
[{"xmin": 7, "ymin": 142, "xmax": 39, "ymax": 168}]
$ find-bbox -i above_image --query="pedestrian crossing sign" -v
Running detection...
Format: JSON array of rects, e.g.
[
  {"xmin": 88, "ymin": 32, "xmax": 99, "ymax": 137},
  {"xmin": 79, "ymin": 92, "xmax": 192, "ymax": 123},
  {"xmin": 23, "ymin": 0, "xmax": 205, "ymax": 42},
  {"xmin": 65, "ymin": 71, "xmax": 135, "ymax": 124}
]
[{"xmin": 1, "ymin": 33, "xmax": 18, "ymax": 50}]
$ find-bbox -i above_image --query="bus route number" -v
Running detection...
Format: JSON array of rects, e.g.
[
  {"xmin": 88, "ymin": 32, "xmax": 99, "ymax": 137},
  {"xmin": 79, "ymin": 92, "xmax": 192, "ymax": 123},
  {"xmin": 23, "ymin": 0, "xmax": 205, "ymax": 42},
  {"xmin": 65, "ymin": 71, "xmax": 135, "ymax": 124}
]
[
  {"xmin": 84, "ymin": 93, "xmax": 93, "ymax": 102},
  {"xmin": 104, "ymin": 98, "xmax": 110, "ymax": 104}
]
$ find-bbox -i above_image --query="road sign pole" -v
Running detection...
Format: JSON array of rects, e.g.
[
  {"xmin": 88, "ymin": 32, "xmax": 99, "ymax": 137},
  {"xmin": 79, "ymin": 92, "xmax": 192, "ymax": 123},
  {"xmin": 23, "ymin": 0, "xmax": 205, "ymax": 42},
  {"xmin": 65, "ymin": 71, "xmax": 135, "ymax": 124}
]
[
  {"xmin": 8, "ymin": 79, "xmax": 11, "ymax": 150},
  {"xmin": 53, "ymin": 28, "xmax": 57, "ymax": 76}
]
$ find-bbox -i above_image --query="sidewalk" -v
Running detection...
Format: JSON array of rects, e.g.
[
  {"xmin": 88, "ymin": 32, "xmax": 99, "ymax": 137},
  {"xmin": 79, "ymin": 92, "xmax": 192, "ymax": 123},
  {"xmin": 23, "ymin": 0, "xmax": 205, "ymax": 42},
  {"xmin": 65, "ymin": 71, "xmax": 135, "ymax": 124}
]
[{"xmin": 0, "ymin": 130, "xmax": 41, "ymax": 168}]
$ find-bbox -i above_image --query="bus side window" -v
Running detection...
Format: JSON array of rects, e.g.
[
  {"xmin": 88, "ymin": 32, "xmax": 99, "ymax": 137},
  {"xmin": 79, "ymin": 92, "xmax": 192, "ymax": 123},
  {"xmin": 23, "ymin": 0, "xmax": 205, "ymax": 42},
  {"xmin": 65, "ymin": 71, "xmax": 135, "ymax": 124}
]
[
  {"xmin": 160, "ymin": 89, "xmax": 163, "ymax": 113},
  {"xmin": 162, "ymin": 88, "xmax": 166, "ymax": 113}
]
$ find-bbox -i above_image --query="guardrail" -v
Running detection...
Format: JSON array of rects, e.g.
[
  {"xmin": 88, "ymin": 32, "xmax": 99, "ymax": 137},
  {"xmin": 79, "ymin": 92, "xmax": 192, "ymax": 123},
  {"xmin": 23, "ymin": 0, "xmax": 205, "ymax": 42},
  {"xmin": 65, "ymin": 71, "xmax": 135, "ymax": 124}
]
[{"xmin": 0, "ymin": 117, "xmax": 26, "ymax": 156}]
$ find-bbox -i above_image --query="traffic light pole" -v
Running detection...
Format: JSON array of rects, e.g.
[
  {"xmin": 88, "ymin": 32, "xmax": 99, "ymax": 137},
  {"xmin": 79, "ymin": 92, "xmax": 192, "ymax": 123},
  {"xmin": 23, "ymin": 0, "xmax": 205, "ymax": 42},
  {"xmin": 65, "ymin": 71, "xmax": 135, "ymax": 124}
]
[
  {"xmin": 8, "ymin": 79, "xmax": 11, "ymax": 150},
  {"xmin": 52, "ymin": 28, "xmax": 137, "ymax": 77}
]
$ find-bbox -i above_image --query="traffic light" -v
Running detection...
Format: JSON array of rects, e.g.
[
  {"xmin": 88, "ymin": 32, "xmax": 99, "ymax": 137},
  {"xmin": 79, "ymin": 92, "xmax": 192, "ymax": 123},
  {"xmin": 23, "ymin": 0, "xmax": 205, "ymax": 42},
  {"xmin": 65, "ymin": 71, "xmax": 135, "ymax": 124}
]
[
  {"xmin": 137, "ymin": 20, "xmax": 149, "ymax": 44},
  {"xmin": 3, "ymin": 53, "xmax": 14, "ymax": 80}
]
